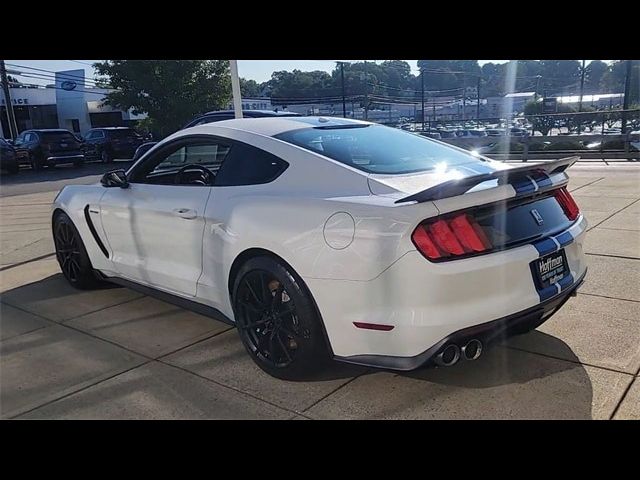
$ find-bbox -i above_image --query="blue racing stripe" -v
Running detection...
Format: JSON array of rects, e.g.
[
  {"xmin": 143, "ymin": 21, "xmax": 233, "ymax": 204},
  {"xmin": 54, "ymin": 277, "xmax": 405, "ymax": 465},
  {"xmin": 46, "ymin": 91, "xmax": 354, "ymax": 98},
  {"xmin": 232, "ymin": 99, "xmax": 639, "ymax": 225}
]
[
  {"xmin": 532, "ymin": 171, "xmax": 553, "ymax": 188},
  {"xmin": 513, "ymin": 178, "xmax": 536, "ymax": 194},
  {"xmin": 533, "ymin": 238, "xmax": 557, "ymax": 256},
  {"xmin": 538, "ymin": 284, "xmax": 558, "ymax": 301},
  {"xmin": 555, "ymin": 231, "xmax": 573, "ymax": 247},
  {"xmin": 558, "ymin": 273, "xmax": 574, "ymax": 291}
]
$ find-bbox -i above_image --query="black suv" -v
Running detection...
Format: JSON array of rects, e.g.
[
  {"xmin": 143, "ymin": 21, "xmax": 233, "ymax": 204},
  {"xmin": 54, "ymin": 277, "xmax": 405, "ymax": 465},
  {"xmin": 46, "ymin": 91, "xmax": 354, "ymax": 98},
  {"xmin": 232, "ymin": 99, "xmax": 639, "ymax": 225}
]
[
  {"xmin": 13, "ymin": 129, "xmax": 84, "ymax": 170},
  {"xmin": 83, "ymin": 127, "xmax": 145, "ymax": 163},
  {"xmin": 132, "ymin": 110, "xmax": 301, "ymax": 161},
  {"xmin": 0, "ymin": 138, "xmax": 19, "ymax": 174}
]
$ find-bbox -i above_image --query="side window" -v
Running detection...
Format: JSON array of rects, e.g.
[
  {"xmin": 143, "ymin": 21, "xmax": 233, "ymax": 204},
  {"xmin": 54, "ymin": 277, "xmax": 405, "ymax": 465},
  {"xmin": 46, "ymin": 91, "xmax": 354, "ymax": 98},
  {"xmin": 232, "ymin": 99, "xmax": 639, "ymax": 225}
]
[
  {"xmin": 215, "ymin": 143, "xmax": 288, "ymax": 186},
  {"xmin": 152, "ymin": 143, "xmax": 230, "ymax": 174},
  {"xmin": 85, "ymin": 131, "xmax": 96, "ymax": 140},
  {"xmin": 25, "ymin": 133, "xmax": 36, "ymax": 142}
]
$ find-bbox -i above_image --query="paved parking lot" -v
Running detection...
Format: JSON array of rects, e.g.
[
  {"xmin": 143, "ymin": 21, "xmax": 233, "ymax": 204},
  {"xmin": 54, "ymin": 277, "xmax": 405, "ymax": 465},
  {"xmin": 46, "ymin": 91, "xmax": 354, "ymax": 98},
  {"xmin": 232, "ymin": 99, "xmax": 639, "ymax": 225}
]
[{"xmin": 1, "ymin": 161, "xmax": 639, "ymax": 419}]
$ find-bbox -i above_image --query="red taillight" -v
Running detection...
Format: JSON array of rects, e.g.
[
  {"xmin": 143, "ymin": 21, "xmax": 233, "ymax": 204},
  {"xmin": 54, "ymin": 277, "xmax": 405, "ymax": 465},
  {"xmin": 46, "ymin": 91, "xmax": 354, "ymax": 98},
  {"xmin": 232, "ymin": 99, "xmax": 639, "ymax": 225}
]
[
  {"xmin": 554, "ymin": 187, "xmax": 580, "ymax": 221},
  {"xmin": 412, "ymin": 213, "xmax": 492, "ymax": 261}
]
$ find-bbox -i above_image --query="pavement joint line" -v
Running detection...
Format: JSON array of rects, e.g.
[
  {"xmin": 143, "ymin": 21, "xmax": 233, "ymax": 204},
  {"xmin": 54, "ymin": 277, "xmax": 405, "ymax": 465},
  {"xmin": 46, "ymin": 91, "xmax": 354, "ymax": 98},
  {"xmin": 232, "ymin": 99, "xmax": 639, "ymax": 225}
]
[
  {"xmin": 500, "ymin": 344, "xmax": 637, "ymax": 377},
  {"xmin": 569, "ymin": 177, "xmax": 605, "ymax": 193},
  {"xmin": 586, "ymin": 197, "xmax": 640, "ymax": 232},
  {"xmin": 0, "ymin": 252, "xmax": 55, "ymax": 272},
  {"xmin": 1, "ymin": 237, "xmax": 51, "ymax": 257},
  {"xmin": 154, "ymin": 358, "xmax": 302, "ymax": 418},
  {"xmin": 155, "ymin": 326, "xmax": 234, "ymax": 360},
  {"xmin": 300, "ymin": 369, "xmax": 371, "ymax": 414},
  {"xmin": 7, "ymin": 359, "xmax": 154, "ymax": 420},
  {"xmin": 1, "ymin": 300, "xmax": 159, "ymax": 361},
  {"xmin": 579, "ymin": 291, "xmax": 640, "ymax": 304},
  {"xmin": 610, "ymin": 373, "xmax": 639, "ymax": 420},
  {"xmin": 585, "ymin": 252, "xmax": 640, "ymax": 261},
  {"xmin": 594, "ymin": 226, "xmax": 640, "ymax": 233},
  {"xmin": 58, "ymin": 295, "xmax": 147, "ymax": 324},
  {"xmin": 0, "ymin": 324, "xmax": 52, "ymax": 342}
]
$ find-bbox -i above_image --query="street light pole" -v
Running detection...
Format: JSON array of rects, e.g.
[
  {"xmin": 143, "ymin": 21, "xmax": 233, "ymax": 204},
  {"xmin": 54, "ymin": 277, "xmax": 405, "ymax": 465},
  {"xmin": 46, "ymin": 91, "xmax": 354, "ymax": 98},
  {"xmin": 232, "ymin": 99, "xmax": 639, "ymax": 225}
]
[
  {"xmin": 363, "ymin": 60, "xmax": 369, "ymax": 121},
  {"xmin": 621, "ymin": 60, "xmax": 633, "ymax": 133},
  {"xmin": 340, "ymin": 62, "xmax": 346, "ymax": 118},
  {"xmin": 476, "ymin": 75, "xmax": 481, "ymax": 128},
  {"xmin": 421, "ymin": 69, "xmax": 425, "ymax": 132},
  {"xmin": 0, "ymin": 60, "xmax": 19, "ymax": 139},
  {"xmin": 577, "ymin": 60, "xmax": 586, "ymax": 134},
  {"xmin": 229, "ymin": 60, "xmax": 243, "ymax": 119}
]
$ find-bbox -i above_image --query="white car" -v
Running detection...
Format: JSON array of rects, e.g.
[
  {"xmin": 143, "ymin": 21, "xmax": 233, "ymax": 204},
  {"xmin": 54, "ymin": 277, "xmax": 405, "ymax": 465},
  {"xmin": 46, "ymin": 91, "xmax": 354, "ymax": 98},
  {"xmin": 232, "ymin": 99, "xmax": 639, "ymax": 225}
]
[{"xmin": 52, "ymin": 117, "xmax": 588, "ymax": 379}]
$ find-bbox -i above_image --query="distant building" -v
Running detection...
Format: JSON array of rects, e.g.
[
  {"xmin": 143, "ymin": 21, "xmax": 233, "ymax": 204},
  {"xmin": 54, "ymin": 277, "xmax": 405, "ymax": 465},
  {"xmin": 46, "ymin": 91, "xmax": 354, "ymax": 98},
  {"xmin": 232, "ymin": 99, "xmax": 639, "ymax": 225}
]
[
  {"xmin": 1, "ymin": 69, "xmax": 145, "ymax": 138},
  {"xmin": 226, "ymin": 97, "xmax": 273, "ymax": 111},
  {"xmin": 553, "ymin": 93, "xmax": 623, "ymax": 108}
]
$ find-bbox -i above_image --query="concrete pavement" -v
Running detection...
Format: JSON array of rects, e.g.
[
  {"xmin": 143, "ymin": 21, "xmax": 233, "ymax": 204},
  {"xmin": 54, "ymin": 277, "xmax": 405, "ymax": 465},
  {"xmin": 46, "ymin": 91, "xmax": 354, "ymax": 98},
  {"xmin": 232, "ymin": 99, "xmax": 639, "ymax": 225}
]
[{"xmin": 1, "ymin": 162, "xmax": 639, "ymax": 419}]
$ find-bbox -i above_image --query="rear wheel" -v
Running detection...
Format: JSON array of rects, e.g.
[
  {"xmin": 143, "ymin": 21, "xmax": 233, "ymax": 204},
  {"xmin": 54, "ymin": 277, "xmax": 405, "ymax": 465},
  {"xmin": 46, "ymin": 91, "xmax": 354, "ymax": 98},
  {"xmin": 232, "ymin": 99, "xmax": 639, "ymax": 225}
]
[
  {"xmin": 232, "ymin": 256, "xmax": 330, "ymax": 380},
  {"xmin": 53, "ymin": 212, "xmax": 103, "ymax": 289}
]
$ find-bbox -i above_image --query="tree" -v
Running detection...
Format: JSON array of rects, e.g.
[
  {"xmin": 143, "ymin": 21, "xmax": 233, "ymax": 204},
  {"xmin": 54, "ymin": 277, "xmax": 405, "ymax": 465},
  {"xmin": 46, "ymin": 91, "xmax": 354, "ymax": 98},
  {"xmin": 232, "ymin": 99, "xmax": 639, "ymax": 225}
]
[
  {"xmin": 240, "ymin": 78, "xmax": 261, "ymax": 97},
  {"xmin": 525, "ymin": 100, "xmax": 575, "ymax": 135},
  {"xmin": 585, "ymin": 60, "xmax": 609, "ymax": 93},
  {"xmin": 93, "ymin": 60, "xmax": 231, "ymax": 138}
]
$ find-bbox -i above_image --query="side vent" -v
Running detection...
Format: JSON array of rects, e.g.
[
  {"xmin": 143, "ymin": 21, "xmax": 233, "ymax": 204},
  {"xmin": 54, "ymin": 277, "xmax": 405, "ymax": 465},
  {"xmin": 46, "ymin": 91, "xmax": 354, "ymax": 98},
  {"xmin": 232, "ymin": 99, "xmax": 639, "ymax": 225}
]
[{"xmin": 83, "ymin": 205, "xmax": 109, "ymax": 258}]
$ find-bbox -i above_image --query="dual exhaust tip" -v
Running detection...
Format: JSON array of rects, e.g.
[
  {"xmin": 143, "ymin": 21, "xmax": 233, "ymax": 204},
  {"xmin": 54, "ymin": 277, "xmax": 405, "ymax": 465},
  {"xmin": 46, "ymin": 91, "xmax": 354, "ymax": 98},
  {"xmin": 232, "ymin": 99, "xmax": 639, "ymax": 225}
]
[{"xmin": 435, "ymin": 339, "xmax": 483, "ymax": 367}]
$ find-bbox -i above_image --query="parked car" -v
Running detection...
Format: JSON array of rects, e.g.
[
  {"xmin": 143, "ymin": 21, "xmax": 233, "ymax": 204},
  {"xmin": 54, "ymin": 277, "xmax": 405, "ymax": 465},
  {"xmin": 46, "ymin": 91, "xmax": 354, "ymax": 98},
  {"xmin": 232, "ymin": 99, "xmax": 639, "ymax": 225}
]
[
  {"xmin": 0, "ymin": 137, "xmax": 19, "ymax": 174},
  {"xmin": 13, "ymin": 129, "xmax": 84, "ymax": 170},
  {"xmin": 52, "ymin": 116, "xmax": 587, "ymax": 379},
  {"xmin": 437, "ymin": 130, "xmax": 458, "ymax": 139},
  {"xmin": 132, "ymin": 110, "xmax": 302, "ymax": 162},
  {"xmin": 485, "ymin": 128, "xmax": 506, "ymax": 137},
  {"xmin": 82, "ymin": 127, "xmax": 145, "ymax": 163},
  {"xmin": 509, "ymin": 127, "xmax": 529, "ymax": 137}
]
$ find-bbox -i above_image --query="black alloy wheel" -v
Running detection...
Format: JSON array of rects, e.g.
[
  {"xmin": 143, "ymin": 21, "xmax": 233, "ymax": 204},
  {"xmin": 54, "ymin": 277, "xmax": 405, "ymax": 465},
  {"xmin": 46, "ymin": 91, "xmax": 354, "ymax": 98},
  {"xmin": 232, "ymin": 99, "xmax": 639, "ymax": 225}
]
[
  {"xmin": 53, "ymin": 212, "xmax": 103, "ymax": 289},
  {"xmin": 233, "ymin": 256, "xmax": 329, "ymax": 379}
]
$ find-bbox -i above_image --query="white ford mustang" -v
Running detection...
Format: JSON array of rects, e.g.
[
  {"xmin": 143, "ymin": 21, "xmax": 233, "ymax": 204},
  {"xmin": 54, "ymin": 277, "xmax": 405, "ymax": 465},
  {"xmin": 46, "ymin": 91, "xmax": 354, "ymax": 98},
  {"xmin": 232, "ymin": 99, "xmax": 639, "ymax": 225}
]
[{"xmin": 52, "ymin": 117, "xmax": 587, "ymax": 379}]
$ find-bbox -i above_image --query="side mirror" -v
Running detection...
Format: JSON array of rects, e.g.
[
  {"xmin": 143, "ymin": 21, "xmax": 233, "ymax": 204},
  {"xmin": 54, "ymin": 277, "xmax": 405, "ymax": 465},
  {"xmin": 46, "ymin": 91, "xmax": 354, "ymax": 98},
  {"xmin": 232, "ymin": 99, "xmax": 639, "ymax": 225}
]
[{"xmin": 101, "ymin": 169, "xmax": 129, "ymax": 188}]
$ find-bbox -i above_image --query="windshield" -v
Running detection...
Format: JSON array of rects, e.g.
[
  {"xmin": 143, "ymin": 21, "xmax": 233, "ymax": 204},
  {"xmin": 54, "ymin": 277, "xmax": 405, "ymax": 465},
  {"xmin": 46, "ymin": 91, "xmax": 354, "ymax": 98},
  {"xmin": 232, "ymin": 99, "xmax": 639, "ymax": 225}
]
[{"xmin": 275, "ymin": 124, "xmax": 485, "ymax": 175}]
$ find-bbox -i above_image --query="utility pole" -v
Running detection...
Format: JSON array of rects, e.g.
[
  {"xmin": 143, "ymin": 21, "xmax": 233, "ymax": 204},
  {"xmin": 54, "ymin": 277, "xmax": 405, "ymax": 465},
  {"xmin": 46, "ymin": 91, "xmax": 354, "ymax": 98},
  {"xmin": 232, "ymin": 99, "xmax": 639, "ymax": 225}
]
[
  {"xmin": 476, "ymin": 75, "xmax": 481, "ymax": 128},
  {"xmin": 363, "ymin": 60, "xmax": 369, "ymax": 121},
  {"xmin": 229, "ymin": 60, "xmax": 243, "ymax": 119},
  {"xmin": 340, "ymin": 62, "xmax": 346, "ymax": 118},
  {"xmin": 621, "ymin": 60, "xmax": 633, "ymax": 133},
  {"xmin": 577, "ymin": 60, "xmax": 586, "ymax": 134},
  {"xmin": 421, "ymin": 69, "xmax": 425, "ymax": 131},
  {"xmin": 462, "ymin": 76, "xmax": 466, "ymax": 122},
  {"xmin": 0, "ymin": 60, "xmax": 19, "ymax": 139}
]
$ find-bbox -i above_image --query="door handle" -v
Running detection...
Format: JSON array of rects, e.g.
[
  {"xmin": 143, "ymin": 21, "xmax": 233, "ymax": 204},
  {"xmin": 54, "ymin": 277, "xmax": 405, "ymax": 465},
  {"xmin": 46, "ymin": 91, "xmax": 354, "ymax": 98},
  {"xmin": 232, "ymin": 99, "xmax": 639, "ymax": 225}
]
[{"xmin": 173, "ymin": 208, "xmax": 197, "ymax": 219}]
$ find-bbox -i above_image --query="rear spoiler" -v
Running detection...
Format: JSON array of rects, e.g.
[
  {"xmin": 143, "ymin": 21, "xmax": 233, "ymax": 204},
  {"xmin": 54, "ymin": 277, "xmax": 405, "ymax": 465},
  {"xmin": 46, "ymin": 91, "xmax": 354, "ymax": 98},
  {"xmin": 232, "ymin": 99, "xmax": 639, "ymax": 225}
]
[{"xmin": 394, "ymin": 156, "xmax": 579, "ymax": 204}]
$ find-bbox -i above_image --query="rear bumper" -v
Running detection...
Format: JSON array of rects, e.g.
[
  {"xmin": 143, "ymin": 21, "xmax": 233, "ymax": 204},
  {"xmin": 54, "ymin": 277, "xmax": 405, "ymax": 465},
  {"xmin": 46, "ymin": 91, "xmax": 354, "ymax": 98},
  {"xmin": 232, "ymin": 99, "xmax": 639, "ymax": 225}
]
[
  {"xmin": 307, "ymin": 214, "xmax": 588, "ymax": 363},
  {"xmin": 335, "ymin": 269, "xmax": 586, "ymax": 370}
]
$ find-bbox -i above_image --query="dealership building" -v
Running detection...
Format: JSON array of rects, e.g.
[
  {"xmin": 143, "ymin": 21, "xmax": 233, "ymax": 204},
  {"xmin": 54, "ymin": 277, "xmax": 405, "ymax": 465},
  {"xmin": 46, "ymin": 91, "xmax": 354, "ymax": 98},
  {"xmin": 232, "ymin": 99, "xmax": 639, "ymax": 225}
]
[{"xmin": 1, "ymin": 69, "xmax": 145, "ymax": 139}]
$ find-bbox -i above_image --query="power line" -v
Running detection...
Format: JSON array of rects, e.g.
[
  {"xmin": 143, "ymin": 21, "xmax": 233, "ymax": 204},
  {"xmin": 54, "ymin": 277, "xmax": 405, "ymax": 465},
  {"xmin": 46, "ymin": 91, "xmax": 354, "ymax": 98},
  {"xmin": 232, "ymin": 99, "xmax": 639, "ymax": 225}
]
[{"xmin": 5, "ymin": 63, "xmax": 100, "ymax": 84}]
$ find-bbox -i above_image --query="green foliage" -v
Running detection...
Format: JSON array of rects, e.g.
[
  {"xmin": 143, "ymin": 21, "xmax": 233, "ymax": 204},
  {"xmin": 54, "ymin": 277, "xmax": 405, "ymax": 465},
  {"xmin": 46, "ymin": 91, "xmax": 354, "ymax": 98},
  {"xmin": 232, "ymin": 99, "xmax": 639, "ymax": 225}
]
[
  {"xmin": 240, "ymin": 78, "xmax": 261, "ymax": 97},
  {"xmin": 94, "ymin": 60, "xmax": 231, "ymax": 138}
]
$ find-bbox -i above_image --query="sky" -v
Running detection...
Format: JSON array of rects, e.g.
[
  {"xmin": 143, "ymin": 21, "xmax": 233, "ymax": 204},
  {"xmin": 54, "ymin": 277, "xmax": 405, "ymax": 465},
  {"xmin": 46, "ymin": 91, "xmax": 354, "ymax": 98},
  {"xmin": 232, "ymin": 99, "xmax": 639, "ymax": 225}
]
[{"xmin": 5, "ymin": 60, "xmax": 611, "ymax": 86}]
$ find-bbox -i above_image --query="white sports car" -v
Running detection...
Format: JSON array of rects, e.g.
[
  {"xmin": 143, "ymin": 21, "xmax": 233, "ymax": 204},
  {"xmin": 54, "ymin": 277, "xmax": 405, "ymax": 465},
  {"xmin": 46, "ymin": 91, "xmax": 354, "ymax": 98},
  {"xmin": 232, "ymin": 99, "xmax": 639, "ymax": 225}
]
[{"xmin": 52, "ymin": 117, "xmax": 587, "ymax": 379}]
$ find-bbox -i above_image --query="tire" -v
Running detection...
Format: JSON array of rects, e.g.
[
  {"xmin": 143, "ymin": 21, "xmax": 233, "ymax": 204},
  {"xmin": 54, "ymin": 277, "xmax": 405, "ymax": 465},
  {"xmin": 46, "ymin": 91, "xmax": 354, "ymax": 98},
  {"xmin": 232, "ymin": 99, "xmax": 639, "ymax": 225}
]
[
  {"xmin": 53, "ymin": 212, "xmax": 104, "ymax": 290},
  {"xmin": 73, "ymin": 159, "xmax": 84, "ymax": 168},
  {"xmin": 232, "ymin": 255, "xmax": 330, "ymax": 380},
  {"xmin": 7, "ymin": 163, "xmax": 19, "ymax": 174},
  {"xmin": 101, "ymin": 150, "xmax": 112, "ymax": 163},
  {"xmin": 30, "ymin": 153, "xmax": 42, "ymax": 171}
]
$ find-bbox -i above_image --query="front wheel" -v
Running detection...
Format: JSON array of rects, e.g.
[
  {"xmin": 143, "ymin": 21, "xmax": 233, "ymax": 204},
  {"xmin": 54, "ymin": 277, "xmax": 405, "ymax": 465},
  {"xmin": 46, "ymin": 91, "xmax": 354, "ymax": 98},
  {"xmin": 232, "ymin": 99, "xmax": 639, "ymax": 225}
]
[
  {"xmin": 232, "ymin": 256, "xmax": 330, "ymax": 380},
  {"xmin": 101, "ymin": 150, "xmax": 112, "ymax": 163},
  {"xmin": 53, "ymin": 212, "xmax": 104, "ymax": 289}
]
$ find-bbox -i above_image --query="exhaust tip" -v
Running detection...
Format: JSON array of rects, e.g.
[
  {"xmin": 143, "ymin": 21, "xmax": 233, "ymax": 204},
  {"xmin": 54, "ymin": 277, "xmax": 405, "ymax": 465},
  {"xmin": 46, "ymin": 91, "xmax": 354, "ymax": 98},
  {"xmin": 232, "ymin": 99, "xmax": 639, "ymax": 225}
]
[
  {"xmin": 462, "ymin": 339, "xmax": 483, "ymax": 361},
  {"xmin": 435, "ymin": 344, "xmax": 460, "ymax": 367}
]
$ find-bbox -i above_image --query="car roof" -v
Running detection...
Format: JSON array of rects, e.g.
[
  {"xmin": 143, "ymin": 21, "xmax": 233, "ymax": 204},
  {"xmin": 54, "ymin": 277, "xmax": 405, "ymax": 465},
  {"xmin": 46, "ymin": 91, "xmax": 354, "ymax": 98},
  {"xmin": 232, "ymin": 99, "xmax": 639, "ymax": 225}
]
[
  {"xmin": 183, "ymin": 116, "xmax": 374, "ymax": 137},
  {"xmin": 25, "ymin": 129, "xmax": 74, "ymax": 133},
  {"xmin": 200, "ymin": 109, "xmax": 301, "ymax": 117},
  {"xmin": 92, "ymin": 127, "xmax": 134, "ymax": 130}
]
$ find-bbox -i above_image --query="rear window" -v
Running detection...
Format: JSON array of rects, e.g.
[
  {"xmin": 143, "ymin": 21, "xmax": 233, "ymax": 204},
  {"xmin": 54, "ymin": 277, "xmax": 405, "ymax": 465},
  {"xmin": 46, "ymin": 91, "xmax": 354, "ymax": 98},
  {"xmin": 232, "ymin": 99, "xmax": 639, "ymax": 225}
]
[
  {"xmin": 109, "ymin": 129, "xmax": 141, "ymax": 139},
  {"xmin": 41, "ymin": 132, "xmax": 79, "ymax": 143},
  {"xmin": 275, "ymin": 124, "xmax": 485, "ymax": 175}
]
